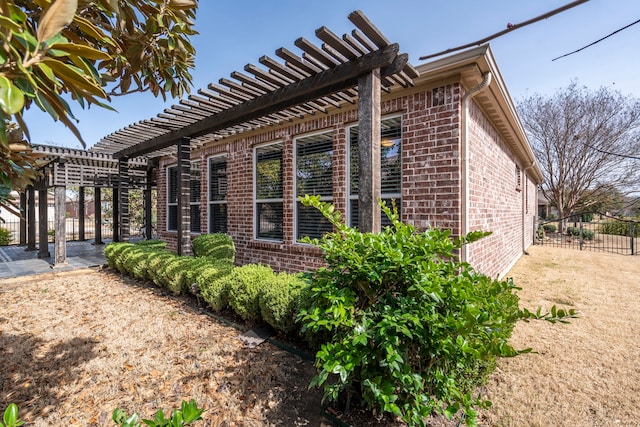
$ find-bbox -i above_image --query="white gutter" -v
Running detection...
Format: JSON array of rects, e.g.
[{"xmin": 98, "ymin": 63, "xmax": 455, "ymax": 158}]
[{"xmin": 460, "ymin": 71, "xmax": 492, "ymax": 263}]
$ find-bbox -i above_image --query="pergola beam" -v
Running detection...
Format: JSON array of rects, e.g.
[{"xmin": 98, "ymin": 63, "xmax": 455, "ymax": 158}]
[{"xmin": 113, "ymin": 44, "xmax": 401, "ymax": 159}]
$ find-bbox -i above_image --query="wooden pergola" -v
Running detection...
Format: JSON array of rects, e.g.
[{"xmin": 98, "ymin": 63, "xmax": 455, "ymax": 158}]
[{"xmin": 26, "ymin": 10, "xmax": 417, "ymax": 261}]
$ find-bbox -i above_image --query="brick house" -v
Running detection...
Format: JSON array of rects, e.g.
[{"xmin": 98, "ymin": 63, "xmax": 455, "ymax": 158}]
[{"xmin": 151, "ymin": 45, "xmax": 542, "ymax": 278}]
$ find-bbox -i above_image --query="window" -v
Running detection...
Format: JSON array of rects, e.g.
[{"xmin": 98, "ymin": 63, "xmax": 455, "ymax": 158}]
[
  {"xmin": 296, "ymin": 131, "xmax": 333, "ymax": 240},
  {"xmin": 208, "ymin": 156, "xmax": 227, "ymax": 233},
  {"xmin": 255, "ymin": 143, "xmax": 283, "ymax": 241},
  {"xmin": 349, "ymin": 116, "xmax": 402, "ymax": 228},
  {"xmin": 166, "ymin": 162, "xmax": 201, "ymax": 233},
  {"xmin": 167, "ymin": 166, "xmax": 178, "ymax": 231}
]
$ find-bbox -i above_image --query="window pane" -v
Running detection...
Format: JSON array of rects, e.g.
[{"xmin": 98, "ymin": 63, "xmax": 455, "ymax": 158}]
[
  {"xmin": 168, "ymin": 167, "xmax": 178, "ymax": 203},
  {"xmin": 191, "ymin": 204, "xmax": 201, "ymax": 233},
  {"xmin": 296, "ymin": 133, "xmax": 333, "ymax": 197},
  {"xmin": 209, "ymin": 157, "xmax": 227, "ymax": 201},
  {"xmin": 257, "ymin": 202, "xmax": 283, "ymax": 240},
  {"xmin": 168, "ymin": 205, "xmax": 178, "ymax": 231},
  {"xmin": 190, "ymin": 162, "xmax": 201, "ymax": 203},
  {"xmin": 297, "ymin": 202, "xmax": 333, "ymax": 240},
  {"xmin": 256, "ymin": 144, "xmax": 283, "ymax": 199},
  {"xmin": 209, "ymin": 204, "xmax": 227, "ymax": 233}
]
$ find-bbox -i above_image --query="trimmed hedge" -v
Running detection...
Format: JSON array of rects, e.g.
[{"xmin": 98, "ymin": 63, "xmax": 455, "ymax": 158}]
[
  {"xmin": 259, "ymin": 273, "xmax": 309, "ymax": 333},
  {"xmin": 192, "ymin": 233, "xmax": 235, "ymax": 263},
  {"xmin": 227, "ymin": 264, "xmax": 276, "ymax": 322},
  {"xmin": 599, "ymin": 220, "xmax": 639, "ymax": 237},
  {"xmin": 0, "ymin": 228, "xmax": 11, "ymax": 245},
  {"xmin": 104, "ymin": 240, "xmax": 321, "ymax": 343},
  {"xmin": 567, "ymin": 226, "xmax": 595, "ymax": 240}
]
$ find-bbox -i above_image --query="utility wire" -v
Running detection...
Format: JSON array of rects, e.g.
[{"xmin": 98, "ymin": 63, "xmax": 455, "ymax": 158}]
[
  {"xmin": 552, "ymin": 18, "xmax": 640, "ymax": 60},
  {"xmin": 584, "ymin": 142, "xmax": 640, "ymax": 160},
  {"xmin": 419, "ymin": 0, "xmax": 590, "ymax": 60}
]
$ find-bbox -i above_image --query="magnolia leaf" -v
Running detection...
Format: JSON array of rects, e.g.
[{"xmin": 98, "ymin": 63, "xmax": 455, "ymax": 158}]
[
  {"xmin": 169, "ymin": 0, "xmax": 197, "ymax": 10},
  {"xmin": 0, "ymin": 75, "xmax": 25, "ymax": 115},
  {"xmin": 0, "ymin": 14, "xmax": 21, "ymax": 32},
  {"xmin": 50, "ymin": 43, "xmax": 112, "ymax": 60},
  {"xmin": 36, "ymin": 0, "xmax": 78, "ymax": 44},
  {"xmin": 41, "ymin": 58, "xmax": 106, "ymax": 98},
  {"xmin": 73, "ymin": 15, "xmax": 115, "ymax": 46}
]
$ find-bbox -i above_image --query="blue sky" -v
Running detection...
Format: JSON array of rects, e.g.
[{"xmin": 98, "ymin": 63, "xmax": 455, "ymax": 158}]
[{"xmin": 24, "ymin": 0, "xmax": 640, "ymax": 149}]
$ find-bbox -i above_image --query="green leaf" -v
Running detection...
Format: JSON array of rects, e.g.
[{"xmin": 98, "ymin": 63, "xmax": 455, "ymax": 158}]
[
  {"xmin": 0, "ymin": 76, "xmax": 25, "ymax": 115},
  {"xmin": 49, "ymin": 43, "xmax": 112, "ymax": 60}
]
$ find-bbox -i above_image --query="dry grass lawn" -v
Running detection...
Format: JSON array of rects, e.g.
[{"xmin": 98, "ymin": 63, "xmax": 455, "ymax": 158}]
[
  {"xmin": 479, "ymin": 246, "xmax": 640, "ymax": 427},
  {"xmin": 0, "ymin": 245, "xmax": 638, "ymax": 426}
]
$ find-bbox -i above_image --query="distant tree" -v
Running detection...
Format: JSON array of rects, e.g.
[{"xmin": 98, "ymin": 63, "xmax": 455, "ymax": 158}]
[
  {"xmin": 519, "ymin": 82, "xmax": 640, "ymax": 232},
  {"xmin": 0, "ymin": 0, "xmax": 198, "ymax": 216}
]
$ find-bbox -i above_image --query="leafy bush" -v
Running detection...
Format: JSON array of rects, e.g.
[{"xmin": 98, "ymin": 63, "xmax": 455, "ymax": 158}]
[
  {"xmin": 259, "ymin": 272, "xmax": 309, "ymax": 333},
  {"xmin": 298, "ymin": 195, "xmax": 576, "ymax": 427},
  {"xmin": 134, "ymin": 239, "xmax": 167, "ymax": 249},
  {"xmin": 113, "ymin": 399, "xmax": 204, "ymax": 427},
  {"xmin": 227, "ymin": 264, "xmax": 276, "ymax": 322},
  {"xmin": 0, "ymin": 403, "xmax": 23, "ymax": 427},
  {"xmin": 0, "ymin": 227, "xmax": 11, "ymax": 245},
  {"xmin": 196, "ymin": 260, "xmax": 235, "ymax": 312},
  {"xmin": 192, "ymin": 233, "xmax": 235, "ymax": 263},
  {"xmin": 542, "ymin": 223, "xmax": 557, "ymax": 233},
  {"xmin": 599, "ymin": 220, "xmax": 639, "ymax": 237},
  {"xmin": 566, "ymin": 226, "xmax": 595, "ymax": 240}
]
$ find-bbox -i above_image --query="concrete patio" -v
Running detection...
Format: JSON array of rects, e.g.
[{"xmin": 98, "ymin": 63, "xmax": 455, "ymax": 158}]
[{"xmin": 0, "ymin": 240, "xmax": 110, "ymax": 279}]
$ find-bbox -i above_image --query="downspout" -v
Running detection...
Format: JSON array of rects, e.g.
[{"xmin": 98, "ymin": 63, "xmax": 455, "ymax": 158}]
[
  {"xmin": 522, "ymin": 162, "xmax": 536, "ymax": 255},
  {"xmin": 460, "ymin": 71, "xmax": 492, "ymax": 263}
]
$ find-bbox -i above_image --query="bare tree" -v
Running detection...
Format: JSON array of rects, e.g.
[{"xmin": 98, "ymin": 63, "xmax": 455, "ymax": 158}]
[{"xmin": 519, "ymin": 82, "xmax": 640, "ymax": 232}]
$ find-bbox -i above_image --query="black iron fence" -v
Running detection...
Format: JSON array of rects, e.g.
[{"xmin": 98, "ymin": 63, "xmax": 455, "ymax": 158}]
[
  {"xmin": 536, "ymin": 215, "xmax": 638, "ymax": 255},
  {"xmin": 0, "ymin": 219, "xmax": 114, "ymax": 244}
]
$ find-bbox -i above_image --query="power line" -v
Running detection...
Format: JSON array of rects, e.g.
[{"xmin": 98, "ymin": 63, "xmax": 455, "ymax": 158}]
[
  {"xmin": 419, "ymin": 0, "xmax": 590, "ymax": 61},
  {"xmin": 553, "ymin": 18, "xmax": 640, "ymax": 61},
  {"xmin": 584, "ymin": 142, "xmax": 640, "ymax": 160}
]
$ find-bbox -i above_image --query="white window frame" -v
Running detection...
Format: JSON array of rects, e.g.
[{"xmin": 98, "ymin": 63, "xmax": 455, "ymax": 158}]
[
  {"xmin": 207, "ymin": 154, "xmax": 228, "ymax": 233},
  {"xmin": 347, "ymin": 115, "xmax": 402, "ymax": 227},
  {"xmin": 254, "ymin": 141, "xmax": 284, "ymax": 241},
  {"xmin": 294, "ymin": 130, "xmax": 334, "ymax": 241}
]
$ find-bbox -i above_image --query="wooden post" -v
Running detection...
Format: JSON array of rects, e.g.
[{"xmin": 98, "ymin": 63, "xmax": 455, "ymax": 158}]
[
  {"xmin": 144, "ymin": 165, "xmax": 153, "ymax": 240},
  {"xmin": 78, "ymin": 186, "xmax": 85, "ymax": 241},
  {"xmin": 357, "ymin": 69, "xmax": 382, "ymax": 233},
  {"xmin": 118, "ymin": 159, "xmax": 130, "ymax": 242},
  {"xmin": 177, "ymin": 137, "xmax": 192, "ymax": 255},
  {"xmin": 26, "ymin": 186, "xmax": 36, "ymax": 251},
  {"xmin": 113, "ymin": 186, "xmax": 119, "ymax": 242},
  {"xmin": 94, "ymin": 187, "xmax": 103, "ymax": 245},
  {"xmin": 19, "ymin": 192, "xmax": 27, "ymax": 245},
  {"xmin": 54, "ymin": 184, "xmax": 67, "ymax": 266},
  {"xmin": 37, "ymin": 182, "xmax": 50, "ymax": 259}
]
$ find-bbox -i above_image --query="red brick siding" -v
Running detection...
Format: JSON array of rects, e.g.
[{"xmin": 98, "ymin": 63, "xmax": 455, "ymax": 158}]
[
  {"xmin": 155, "ymin": 82, "xmax": 529, "ymax": 277},
  {"xmin": 466, "ymin": 100, "xmax": 524, "ymax": 277}
]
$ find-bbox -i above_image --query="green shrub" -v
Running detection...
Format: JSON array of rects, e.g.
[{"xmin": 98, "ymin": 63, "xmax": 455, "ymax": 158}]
[
  {"xmin": 227, "ymin": 264, "xmax": 275, "ymax": 322},
  {"xmin": 566, "ymin": 226, "xmax": 595, "ymax": 240},
  {"xmin": 0, "ymin": 227, "xmax": 11, "ymax": 245},
  {"xmin": 599, "ymin": 220, "xmax": 640, "ymax": 237},
  {"xmin": 147, "ymin": 252, "xmax": 177, "ymax": 284},
  {"xmin": 113, "ymin": 399, "xmax": 204, "ymax": 427},
  {"xmin": 196, "ymin": 260, "xmax": 235, "ymax": 312},
  {"xmin": 542, "ymin": 223, "xmax": 557, "ymax": 233},
  {"xmin": 298, "ymin": 195, "xmax": 576, "ymax": 427},
  {"xmin": 135, "ymin": 239, "xmax": 167, "ymax": 249},
  {"xmin": 156, "ymin": 255, "xmax": 198, "ymax": 294},
  {"xmin": 259, "ymin": 272, "xmax": 309, "ymax": 333},
  {"xmin": 192, "ymin": 233, "xmax": 235, "ymax": 263}
]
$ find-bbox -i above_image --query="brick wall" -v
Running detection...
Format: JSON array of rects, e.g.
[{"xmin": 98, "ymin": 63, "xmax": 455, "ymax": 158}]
[
  {"xmin": 155, "ymin": 82, "xmax": 529, "ymax": 277},
  {"xmin": 466, "ymin": 100, "xmax": 526, "ymax": 277}
]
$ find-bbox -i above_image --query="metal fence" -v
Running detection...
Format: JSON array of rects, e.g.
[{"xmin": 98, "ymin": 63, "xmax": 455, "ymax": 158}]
[
  {"xmin": 536, "ymin": 216, "xmax": 638, "ymax": 255},
  {"xmin": 0, "ymin": 218, "xmax": 114, "ymax": 244}
]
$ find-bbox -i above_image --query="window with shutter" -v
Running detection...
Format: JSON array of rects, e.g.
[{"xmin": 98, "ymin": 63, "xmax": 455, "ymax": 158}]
[
  {"xmin": 295, "ymin": 131, "xmax": 333, "ymax": 240},
  {"xmin": 255, "ymin": 143, "xmax": 283, "ymax": 241},
  {"xmin": 208, "ymin": 155, "xmax": 228, "ymax": 233},
  {"xmin": 166, "ymin": 162, "xmax": 201, "ymax": 233},
  {"xmin": 348, "ymin": 116, "xmax": 402, "ymax": 228}
]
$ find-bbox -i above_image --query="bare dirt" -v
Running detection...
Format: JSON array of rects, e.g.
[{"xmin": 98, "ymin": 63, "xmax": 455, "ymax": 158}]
[{"xmin": 1, "ymin": 245, "xmax": 639, "ymax": 426}]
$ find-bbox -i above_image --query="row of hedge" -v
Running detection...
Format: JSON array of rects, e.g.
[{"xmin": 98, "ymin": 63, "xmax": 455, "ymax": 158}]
[{"xmin": 104, "ymin": 233, "xmax": 312, "ymax": 339}]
